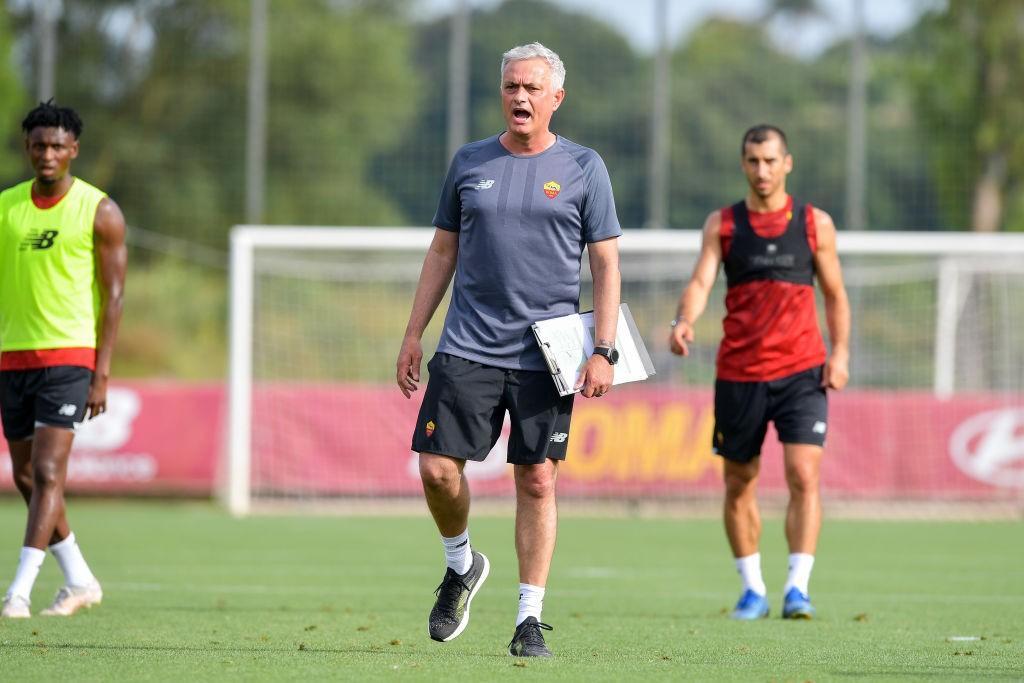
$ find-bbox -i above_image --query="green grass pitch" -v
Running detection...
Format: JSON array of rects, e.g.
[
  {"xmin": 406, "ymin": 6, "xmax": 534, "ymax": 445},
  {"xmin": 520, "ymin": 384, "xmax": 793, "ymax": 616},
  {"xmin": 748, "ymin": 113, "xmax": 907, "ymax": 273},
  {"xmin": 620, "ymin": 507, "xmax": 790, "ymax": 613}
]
[{"xmin": 0, "ymin": 499, "xmax": 1021, "ymax": 681}]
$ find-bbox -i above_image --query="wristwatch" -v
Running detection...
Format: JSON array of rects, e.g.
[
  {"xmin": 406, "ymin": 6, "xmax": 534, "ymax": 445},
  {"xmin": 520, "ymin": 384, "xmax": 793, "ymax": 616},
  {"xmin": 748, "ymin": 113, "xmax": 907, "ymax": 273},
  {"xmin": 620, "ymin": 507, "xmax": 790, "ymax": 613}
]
[{"xmin": 592, "ymin": 346, "xmax": 619, "ymax": 365}]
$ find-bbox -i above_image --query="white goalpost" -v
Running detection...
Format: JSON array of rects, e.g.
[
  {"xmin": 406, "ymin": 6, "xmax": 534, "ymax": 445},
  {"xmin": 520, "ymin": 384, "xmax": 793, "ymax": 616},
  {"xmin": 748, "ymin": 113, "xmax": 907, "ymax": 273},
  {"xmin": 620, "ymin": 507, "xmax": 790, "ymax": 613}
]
[{"xmin": 226, "ymin": 227, "xmax": 1024, "ymax": 516}]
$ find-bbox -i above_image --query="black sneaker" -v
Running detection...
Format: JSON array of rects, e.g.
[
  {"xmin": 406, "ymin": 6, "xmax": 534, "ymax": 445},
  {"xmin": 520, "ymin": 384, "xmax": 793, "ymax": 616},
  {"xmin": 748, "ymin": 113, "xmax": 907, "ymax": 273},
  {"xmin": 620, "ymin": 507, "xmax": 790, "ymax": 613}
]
[
  {"xmin": 507, "ymin": 616, "xmax": 553, "ymax": 657},
  {"xmin": 428, "ymin": 550, "xmax": 490, "ymax": 642}
]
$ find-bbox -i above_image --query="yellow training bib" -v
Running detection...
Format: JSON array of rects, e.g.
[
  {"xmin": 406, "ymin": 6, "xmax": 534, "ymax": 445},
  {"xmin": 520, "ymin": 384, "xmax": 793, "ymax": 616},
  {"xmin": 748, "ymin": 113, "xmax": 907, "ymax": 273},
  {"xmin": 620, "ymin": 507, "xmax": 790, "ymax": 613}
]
[{"xmin": 0, "ymin": 178, "xmax": 106, "ymax": 351}]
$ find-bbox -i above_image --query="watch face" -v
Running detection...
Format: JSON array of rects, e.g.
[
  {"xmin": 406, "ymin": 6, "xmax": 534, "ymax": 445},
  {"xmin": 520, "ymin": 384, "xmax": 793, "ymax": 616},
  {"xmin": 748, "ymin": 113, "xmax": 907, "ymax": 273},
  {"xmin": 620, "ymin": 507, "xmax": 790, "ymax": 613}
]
[{"xmin": 595, "ymin": 347, "xmax": 619, "ymax": 364}]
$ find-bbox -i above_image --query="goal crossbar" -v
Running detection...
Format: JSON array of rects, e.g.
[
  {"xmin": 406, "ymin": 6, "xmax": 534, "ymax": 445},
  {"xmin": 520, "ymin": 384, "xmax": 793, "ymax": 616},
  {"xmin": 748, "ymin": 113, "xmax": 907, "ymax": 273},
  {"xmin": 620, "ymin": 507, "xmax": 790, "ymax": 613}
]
[{"xmin": 226, "ymin": 227, "xmax": 1024, "ymax": 515}]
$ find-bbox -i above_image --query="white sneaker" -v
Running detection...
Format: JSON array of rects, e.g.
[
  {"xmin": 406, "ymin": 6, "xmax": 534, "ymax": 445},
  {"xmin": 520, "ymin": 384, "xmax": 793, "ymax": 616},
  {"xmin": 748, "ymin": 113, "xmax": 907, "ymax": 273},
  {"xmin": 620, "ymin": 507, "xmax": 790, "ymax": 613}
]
[
  {"xmin": 1, "ymin": 594, "xmax": 31, "ymax": 618},
  {"xmin": 40, "ymin": 581, "xmax": 103, "ymax": 616}
]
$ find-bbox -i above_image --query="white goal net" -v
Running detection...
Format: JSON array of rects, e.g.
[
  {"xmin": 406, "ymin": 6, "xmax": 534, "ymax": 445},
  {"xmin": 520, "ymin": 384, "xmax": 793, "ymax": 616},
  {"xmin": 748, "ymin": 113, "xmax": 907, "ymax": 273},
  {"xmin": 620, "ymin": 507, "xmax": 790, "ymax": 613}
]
[{"xmin": 226, "ymin": 227, "xmax": 1024, "ymax": 515}]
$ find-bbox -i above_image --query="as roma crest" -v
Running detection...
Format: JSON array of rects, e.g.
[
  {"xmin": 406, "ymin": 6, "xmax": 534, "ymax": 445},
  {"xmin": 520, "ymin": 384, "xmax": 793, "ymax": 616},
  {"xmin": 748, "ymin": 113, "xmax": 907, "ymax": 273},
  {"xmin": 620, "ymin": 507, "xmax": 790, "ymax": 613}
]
[
  {"xmin": 425, "ymin": 420, "xmax": 435, "ymax": 437},
  {"xmin": 543, "ymin": 181, "xmax": 561, "ymax": 199}
]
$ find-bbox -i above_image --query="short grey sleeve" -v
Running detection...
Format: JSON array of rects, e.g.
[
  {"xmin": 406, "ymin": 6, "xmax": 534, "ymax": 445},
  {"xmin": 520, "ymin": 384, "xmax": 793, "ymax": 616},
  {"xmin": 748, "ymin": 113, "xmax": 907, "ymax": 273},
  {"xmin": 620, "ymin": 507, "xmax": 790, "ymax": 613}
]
[
  {"xmin": 432, "ymin": 158, "xmax": 461, "ymax": 232},
  {"xmin": 578, "ymin": 152, "xmax": 622, "ymax": 243}
]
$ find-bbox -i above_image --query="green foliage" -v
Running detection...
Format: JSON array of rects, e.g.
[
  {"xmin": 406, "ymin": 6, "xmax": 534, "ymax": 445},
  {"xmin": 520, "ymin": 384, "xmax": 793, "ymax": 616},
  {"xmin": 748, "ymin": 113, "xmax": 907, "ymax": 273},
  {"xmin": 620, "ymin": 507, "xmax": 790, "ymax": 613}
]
[
  {"xmin": 910, "ymin": 1, "xmax": 1024, "ymax": 231},
  {"xmin": 114, "ymin": 254, "xmax": 226, "ymax": 379},
  {"xmin": 0, "ymin": 11, "xmax": 27, "ymax": 183},
  {"xmin": 9, "ymin": 1, "xmax": 418, "ymax": 247},
  {"xmin": 3, "ymin": 0, "xmax": 1019, "ymax": 241},
  {"xmin": 668, "ymin": 20, "xmax": 844, "ymax": 228},
  {"xmin": 378, "ymin": 0, "xmax": 649, "ymax": 227},
  {"xmin": 5, "ymin": 1, "xmax": 1023, "ymax": 379},
  {"xmin": 0, "ymin": 500, "xmax": 1021, "ymax": 680},
  {"xmin": 264, "ymin": 2, "xmax": 417, "ymax": 227},
  {"xmin": 468, "ymin": 1, "xmax": 650, "ymax": 227},
  {"xmin": 17, "ymin": 0, "xmax": 252, "ymax": 247}
]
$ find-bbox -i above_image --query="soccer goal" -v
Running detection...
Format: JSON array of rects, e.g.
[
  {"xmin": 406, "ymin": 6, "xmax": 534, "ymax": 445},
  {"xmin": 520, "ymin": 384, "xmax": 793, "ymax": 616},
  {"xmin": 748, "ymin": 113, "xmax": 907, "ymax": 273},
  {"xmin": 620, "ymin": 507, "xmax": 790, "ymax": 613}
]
[{"xmin": 226, "ymin": 227, "xmax": 1024, "ymax": 516}]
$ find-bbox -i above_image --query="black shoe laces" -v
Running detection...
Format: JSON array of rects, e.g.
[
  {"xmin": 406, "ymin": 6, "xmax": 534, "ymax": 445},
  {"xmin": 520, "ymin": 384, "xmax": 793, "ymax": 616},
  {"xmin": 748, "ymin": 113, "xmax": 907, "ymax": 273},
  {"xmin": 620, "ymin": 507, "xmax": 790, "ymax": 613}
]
[
  {"xmin": 509, "ymin": 620, "xmax": 553, "ymax": 650},
  {"xmin": 433, "ymin": 569, "xmax": 471, "ymax": 620}
]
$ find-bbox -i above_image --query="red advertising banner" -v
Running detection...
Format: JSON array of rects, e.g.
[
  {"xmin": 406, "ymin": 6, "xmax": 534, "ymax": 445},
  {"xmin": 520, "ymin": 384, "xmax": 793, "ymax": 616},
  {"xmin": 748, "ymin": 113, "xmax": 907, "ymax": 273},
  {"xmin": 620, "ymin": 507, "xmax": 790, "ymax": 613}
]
[
  {"xmin": 0, "ymin": 382, "xmax": 222, "ymax": 495},
  {"xmin": 1, "ymin": 382, "xmax": 1021, "ymax": 499},
  {"xmin": 250, "ymin": 384, "xmax": 1024, "ymax": 499}
]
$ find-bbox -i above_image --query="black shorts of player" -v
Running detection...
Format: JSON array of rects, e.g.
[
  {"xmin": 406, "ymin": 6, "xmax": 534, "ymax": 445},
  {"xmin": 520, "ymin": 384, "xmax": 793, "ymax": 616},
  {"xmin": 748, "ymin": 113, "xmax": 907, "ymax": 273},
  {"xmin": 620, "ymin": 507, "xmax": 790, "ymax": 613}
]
[
  {"xmin": 712, "ymin": 365, "xmax": 828, "ymax": 463},
  {"xmin": 411, "ymin": 353, "xmax": 575, "ymax": 465},
  {"xmin": 0, "ymin": 366, "xmax": 93, "ymax": 440}
]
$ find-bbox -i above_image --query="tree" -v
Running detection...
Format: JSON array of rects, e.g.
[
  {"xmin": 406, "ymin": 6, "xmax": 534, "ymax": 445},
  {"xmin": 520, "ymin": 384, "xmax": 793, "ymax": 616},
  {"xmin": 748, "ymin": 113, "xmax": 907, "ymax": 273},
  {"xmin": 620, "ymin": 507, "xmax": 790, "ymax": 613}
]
[
  {"xmin": 912, "ymin": 0, "xmax": 1024, "ymax": 231},
  {"xmin": 377, "ymin": 0, "xmax": 649, "ymax": 227},
  {"xmin": 263, "ymin": 1, "xmax": 417, "ymax": 227},
  {"xmin": 0, "ymin": 10, "xmax": 28, "ymax": 184},
  {"xmin": 667, "ymin": 19, "xmax": 850, "ymax": 229},
  {"xmin": 6, "ymin": 0, "xmax": 418, "ymax": 245}
]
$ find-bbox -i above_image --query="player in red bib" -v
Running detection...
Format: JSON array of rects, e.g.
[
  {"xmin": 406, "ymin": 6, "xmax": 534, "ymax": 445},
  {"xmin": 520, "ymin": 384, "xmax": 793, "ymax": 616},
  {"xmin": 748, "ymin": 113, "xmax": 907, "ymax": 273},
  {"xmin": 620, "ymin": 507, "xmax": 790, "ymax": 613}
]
[{"xmin": 669, "ymin": 125, "xmax": 850, "ymax": 620}]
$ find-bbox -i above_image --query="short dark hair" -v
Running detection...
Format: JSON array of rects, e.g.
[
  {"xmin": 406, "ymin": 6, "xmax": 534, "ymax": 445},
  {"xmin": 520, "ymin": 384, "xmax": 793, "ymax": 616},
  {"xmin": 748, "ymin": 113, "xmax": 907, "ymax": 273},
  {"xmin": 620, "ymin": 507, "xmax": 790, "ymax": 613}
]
[
  {"xmin": 22, "ymin": 100, "xmax": 83, "ymax": 139},
  {"xmin": 741, "ymin": 124, "xmax": 787, "ymax": 156}
]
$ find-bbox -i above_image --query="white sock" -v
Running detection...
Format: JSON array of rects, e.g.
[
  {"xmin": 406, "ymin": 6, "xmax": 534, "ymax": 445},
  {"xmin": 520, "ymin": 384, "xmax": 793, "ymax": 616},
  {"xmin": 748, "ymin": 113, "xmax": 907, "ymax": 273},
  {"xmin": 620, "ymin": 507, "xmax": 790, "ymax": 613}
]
[
  {"xmin": 735, "ymin": 553, "xmax": 767, "ymax": 596},
  {"xmin": 441, "ymin": 530, "xmax": 472, "ymax": 575},
  {"xmin": 516, "ymin": 583, "xmax": 545, "ymax": 626},
  {"xmin": 49, "ymin": 532, "xmax": 97, "ymax": 588},
  {"xmin": 6, "ymin": 547, "xmax": 47, "ymax": 602},
  {"xmin": 784, "ymin": 553, "xmax": 815, "ymax": 595}
]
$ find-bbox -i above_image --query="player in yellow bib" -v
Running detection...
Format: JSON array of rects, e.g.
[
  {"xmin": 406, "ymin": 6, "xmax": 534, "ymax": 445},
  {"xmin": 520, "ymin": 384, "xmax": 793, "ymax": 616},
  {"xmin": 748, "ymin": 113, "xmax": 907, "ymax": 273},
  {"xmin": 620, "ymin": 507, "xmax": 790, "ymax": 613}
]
[{"xmin": 0, "ymin": 102, "xmax": 126, "ymax": 618}]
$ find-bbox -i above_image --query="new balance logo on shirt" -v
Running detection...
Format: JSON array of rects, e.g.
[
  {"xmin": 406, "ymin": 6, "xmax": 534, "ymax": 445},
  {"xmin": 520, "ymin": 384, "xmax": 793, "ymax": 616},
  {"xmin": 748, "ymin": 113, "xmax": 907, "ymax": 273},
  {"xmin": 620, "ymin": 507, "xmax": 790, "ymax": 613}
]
[
  {"xmin": 20, "ymin": 229, "xmax": 59, "ymax": 251},
  {"xmin": 474, "ymin": 179, "xmax": 495, "ymax": 190}
]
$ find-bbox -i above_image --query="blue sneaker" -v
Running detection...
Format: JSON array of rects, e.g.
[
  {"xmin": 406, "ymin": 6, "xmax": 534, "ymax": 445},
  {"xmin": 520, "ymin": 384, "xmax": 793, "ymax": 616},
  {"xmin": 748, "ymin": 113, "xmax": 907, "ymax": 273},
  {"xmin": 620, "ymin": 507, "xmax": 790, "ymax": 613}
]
[
  {"xmin": 730, "ymin": 589, "xmax": 769, "ymax": 620},
  {"xmin": 782, "ymin": 587, "xmax": 815, "ymax": 619}
]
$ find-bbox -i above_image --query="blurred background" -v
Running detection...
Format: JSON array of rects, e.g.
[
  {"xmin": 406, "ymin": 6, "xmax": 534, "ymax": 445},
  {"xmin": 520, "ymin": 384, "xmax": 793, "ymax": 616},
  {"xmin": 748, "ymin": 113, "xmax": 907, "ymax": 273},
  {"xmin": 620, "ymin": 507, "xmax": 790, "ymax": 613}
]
[
  {"xmin": 0, "ymin": 0, "xmax": 1022, "ymax": 510},
  {"xmin": 2, "ymin": 0, "xmax": 1022, "ymax": 379}
]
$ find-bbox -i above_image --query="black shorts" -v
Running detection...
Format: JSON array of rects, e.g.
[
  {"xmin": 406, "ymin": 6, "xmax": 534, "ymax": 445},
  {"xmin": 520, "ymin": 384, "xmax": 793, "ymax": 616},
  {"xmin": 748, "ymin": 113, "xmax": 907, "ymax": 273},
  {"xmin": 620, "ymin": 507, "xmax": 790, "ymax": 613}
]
[
  {"xmin": 0, "ymin": 366, "xmax": 93, "ymax": 440},
  {"xmin": 411, "ymin": 353, "xmax": 575, "ymax": 465},
  {"xmin": 712, "ymin": 365, "xmax": 828, "ymax": 463}
]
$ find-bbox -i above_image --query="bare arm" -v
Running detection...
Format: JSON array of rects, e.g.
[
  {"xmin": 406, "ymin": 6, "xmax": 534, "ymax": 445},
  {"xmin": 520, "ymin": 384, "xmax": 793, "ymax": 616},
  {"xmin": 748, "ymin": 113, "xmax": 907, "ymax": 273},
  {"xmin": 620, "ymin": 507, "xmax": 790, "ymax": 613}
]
[
  {"xmin": 89, "ymin": 197, "xmax": 127, "ymax": 419},
  {"xmin": 668, "ymin": 211, "xmax": 722, "ymax": 356},
  {"xmin": 396, "ymin": 228, "xmax": 459, "ymax": 398},
  {"xmin": 576, "ymin": 237, "xmax": 621, "ymax": 398},
  {"xmin": 812, "ymin": 209, "xmax": 850, "ymax": 390}
]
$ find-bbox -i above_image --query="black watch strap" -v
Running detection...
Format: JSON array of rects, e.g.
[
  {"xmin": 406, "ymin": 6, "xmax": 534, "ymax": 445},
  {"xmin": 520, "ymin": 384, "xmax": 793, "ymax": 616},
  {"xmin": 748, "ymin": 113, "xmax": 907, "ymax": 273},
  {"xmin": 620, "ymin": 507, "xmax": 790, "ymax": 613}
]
[{"xmin": 592, "ymin": 346, "xmax": 619, "ymax": 365}]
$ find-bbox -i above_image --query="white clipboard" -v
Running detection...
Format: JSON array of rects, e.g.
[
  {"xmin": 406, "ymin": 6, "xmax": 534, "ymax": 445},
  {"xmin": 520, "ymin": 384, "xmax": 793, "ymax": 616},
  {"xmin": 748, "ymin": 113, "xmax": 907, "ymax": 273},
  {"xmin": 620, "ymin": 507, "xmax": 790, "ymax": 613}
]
[{"xmin": 531, "ymin": 303, "xmax": 656, "ymax": 396}]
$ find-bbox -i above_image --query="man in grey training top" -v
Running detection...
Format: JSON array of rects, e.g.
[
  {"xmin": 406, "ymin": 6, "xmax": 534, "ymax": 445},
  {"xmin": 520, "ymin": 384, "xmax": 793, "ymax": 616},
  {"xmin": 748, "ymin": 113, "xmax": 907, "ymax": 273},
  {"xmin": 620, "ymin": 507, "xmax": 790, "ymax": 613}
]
[{"xmin": 396, "ymin": 42, "xmax": 622, "ymax": 657}]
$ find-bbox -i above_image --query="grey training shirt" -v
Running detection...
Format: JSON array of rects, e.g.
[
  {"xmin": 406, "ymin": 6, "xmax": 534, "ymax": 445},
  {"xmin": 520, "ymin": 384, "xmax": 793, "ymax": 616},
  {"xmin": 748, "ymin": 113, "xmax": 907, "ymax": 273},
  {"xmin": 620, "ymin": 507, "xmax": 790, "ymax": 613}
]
[{"xmin": 433, "ymin": 134, "xmax": 622, "ymax": 371}]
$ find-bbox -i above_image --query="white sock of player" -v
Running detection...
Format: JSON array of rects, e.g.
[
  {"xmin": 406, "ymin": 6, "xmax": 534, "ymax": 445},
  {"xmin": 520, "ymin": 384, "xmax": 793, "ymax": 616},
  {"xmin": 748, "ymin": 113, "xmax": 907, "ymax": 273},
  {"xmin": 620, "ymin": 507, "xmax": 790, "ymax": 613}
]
[
  {"xmin": 49, "ymin": 532, "xmax": 97, "ymax": 588},
  {"xmin": 6, "ymin": 547, "xmax": 46, "ymax": 601},
  {"xmin": 783, "ymin": 553, "xmax": 815, "ymax": 595},
  {"xmin": 735, "ymin": 553, "xmax": 767, "ymax": 596},
  {"xmin": 516, "ymin": 583, "xmax": 545, "ymax": 626},
  {"xmin": 441, "ymin": 529, "xmax": 472, "ymax": 575}
]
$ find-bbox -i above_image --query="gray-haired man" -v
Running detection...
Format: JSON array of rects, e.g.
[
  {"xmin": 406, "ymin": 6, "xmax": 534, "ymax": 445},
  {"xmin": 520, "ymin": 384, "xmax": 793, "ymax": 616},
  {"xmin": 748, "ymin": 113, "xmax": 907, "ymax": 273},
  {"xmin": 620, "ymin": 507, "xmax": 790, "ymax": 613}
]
[{"xmin": 396, "ymin": 42, "xmax": 622, "ymax": 657}]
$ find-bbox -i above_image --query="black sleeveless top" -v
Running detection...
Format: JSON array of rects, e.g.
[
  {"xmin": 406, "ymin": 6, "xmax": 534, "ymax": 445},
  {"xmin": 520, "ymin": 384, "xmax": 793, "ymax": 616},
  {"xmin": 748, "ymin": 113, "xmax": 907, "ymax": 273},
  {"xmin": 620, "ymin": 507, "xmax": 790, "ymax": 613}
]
[{"xmin": 724, "ymin": 200, "xmax": 814, "ymax": 289}]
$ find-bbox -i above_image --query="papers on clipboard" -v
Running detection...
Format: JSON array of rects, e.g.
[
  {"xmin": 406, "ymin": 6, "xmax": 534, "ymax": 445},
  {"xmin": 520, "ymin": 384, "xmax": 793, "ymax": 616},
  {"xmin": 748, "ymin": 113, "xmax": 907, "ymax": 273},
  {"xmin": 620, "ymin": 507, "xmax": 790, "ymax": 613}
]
[{"xmin": 531, "ymin": 303, "xmax": 656, "ymax": 397}]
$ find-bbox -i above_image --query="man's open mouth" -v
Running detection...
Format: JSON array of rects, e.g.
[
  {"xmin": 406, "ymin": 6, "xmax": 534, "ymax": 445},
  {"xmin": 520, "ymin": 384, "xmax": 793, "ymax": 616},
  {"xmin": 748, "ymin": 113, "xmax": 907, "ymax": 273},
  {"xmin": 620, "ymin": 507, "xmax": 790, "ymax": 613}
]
[{"xmin": 512, "ymin": 107, "xmax": 531, "ymax": 122}]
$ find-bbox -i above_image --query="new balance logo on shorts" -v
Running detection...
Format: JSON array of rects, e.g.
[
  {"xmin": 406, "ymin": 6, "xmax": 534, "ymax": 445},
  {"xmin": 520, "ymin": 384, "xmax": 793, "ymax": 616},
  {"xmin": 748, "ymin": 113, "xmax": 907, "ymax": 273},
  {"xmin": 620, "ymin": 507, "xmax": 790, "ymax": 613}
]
[
  {"xmin": 20, "ymin": 229, "xmax": 59, "ymax": 251},
  {"xmin": 813, "ymin": 421, "xmax": 827, "ymax": 434},
  {"xmin": 549, "ymin": 432, "xmax": 568, "ymax": 443},
  {"xmin": 58, "ymin": 404, "xmax": 77, "ymax": 417}
]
